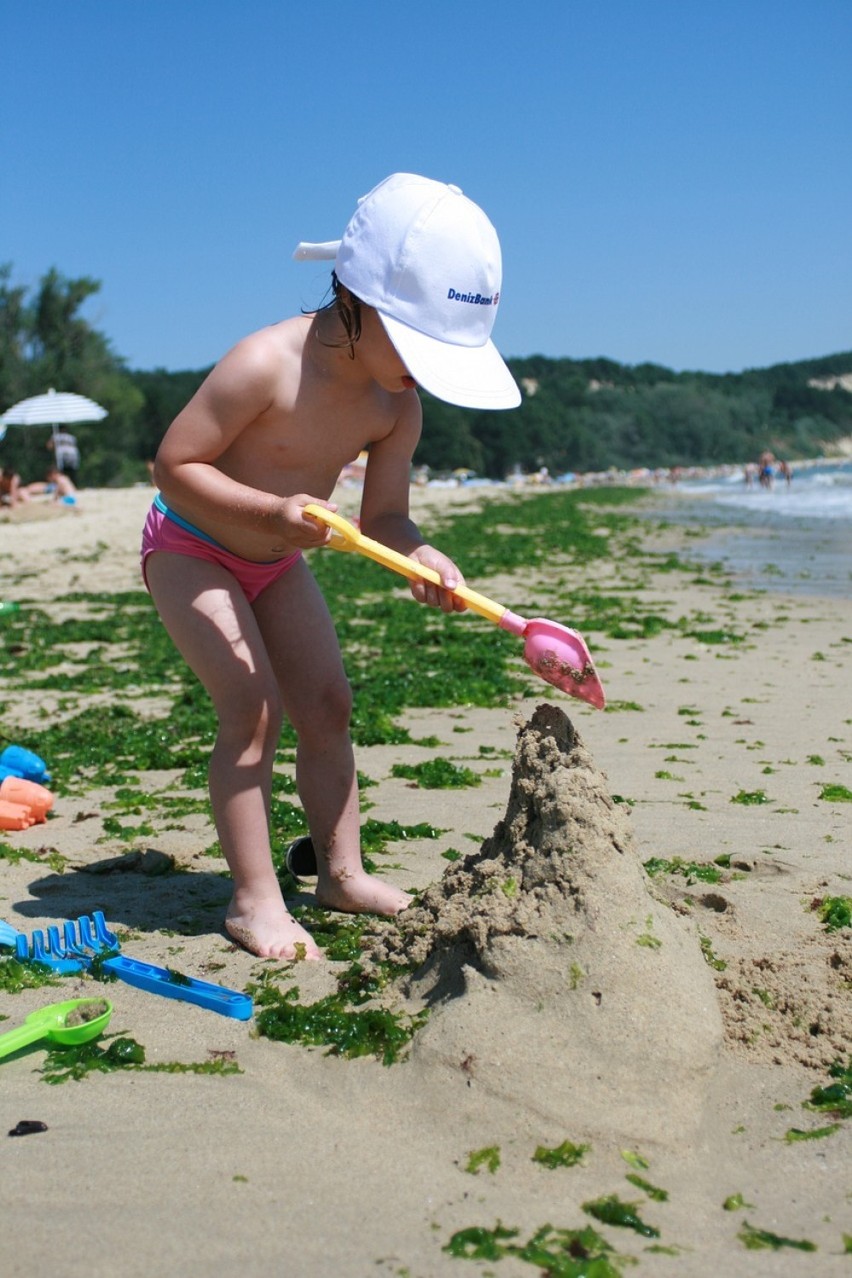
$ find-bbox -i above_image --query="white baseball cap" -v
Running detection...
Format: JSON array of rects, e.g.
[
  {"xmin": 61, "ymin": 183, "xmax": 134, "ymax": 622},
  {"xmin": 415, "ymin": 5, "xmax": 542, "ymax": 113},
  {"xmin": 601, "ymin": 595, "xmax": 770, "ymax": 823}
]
[{"xmin": 294, "ymin": 173, "xmax": 521, "ymax": 410}]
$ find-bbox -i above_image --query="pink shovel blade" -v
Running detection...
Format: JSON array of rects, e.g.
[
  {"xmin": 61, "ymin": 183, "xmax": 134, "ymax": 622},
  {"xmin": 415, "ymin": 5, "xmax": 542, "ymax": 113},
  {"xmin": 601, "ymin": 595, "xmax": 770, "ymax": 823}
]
[{"xmin": 520, "ymin": 617, "xmax": 606, "ymax": 709}]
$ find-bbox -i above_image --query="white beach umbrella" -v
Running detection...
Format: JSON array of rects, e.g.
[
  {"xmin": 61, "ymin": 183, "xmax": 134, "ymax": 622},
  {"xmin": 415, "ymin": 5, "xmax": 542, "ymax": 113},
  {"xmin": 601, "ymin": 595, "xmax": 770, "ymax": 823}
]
[
  {"xmin": 0, "ymin": 388, "xmax": 108, "ymax": 467},
  {"xmin": 0, "ymin": 388, "xmax": 108, "ymax": 429}
]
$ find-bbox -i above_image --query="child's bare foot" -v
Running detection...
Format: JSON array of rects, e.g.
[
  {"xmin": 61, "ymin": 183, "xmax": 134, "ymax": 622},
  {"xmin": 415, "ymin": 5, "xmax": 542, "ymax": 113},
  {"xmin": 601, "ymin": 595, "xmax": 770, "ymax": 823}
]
[
  {"xmin": 315, "ymin": 869, "xmax": 412, "ymax": 916},
  {"xmin": 225, "ymin": 894, "xmax": 321, "ymax": 960}
]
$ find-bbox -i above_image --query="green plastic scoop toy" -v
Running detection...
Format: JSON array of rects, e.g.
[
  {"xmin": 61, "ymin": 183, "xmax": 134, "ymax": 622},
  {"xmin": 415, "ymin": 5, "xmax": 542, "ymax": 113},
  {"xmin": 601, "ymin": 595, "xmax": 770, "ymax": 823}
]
[
  {"xmin": 305, "ymin": 505, "xmax": 605, "ymax": 709},
  {"xmin": 0, "ymin": 997, "xmax": 113, "ymax": 1060}
]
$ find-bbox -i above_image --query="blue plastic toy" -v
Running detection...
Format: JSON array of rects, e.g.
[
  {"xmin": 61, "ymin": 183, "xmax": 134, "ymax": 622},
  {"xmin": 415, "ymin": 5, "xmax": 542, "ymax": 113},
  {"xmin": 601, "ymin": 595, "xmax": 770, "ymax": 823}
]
[
  {"xmin": 12, "ymin": 910, "xmax": 253, "ymax": 1020},
  {"xmin": 0, "ymin": 745, "xmax": 50, "ymax": 784}
]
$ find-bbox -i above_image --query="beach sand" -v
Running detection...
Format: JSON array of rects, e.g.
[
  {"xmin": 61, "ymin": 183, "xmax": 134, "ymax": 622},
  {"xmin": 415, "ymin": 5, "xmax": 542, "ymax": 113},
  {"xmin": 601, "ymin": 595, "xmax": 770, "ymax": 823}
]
[{"xmin": 1, "ymin": 484, "xmax": 851, "ymax": 1276}]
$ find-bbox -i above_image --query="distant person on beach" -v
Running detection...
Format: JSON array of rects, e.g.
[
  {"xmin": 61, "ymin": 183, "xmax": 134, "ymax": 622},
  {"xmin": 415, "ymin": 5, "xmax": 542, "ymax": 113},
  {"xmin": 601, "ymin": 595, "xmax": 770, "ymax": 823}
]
[
  {"xmin": 0, "ymin": 465, "xmax": 28, "ymax": 507},
  {"xmin": 744, "ymin": 462, "xmax": 756, "ymax": 488},
  {"xmin": 777, "ymin": 458, "xmax": 792, "ymax": 487},
  {"xmin": 47, "ymin": 429, "xmax": 80, "ymax": 485},
  {"xmin": 26, "ymin": 466, "xmax": 78, "ymax": 504},
  {"xmin": 142, "ymin": 173, "xmax": 520, "ymax": 960},
  {"xmin": 758, "ymin": 451, "xmax": 775, "ymax": 489}
]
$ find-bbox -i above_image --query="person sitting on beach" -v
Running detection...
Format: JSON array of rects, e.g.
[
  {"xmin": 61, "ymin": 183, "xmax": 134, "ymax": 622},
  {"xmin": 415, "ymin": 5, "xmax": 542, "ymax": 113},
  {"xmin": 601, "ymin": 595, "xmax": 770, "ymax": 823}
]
[
  {"xmin": 25, "ymin": 466, "xmax": 78, "ymax": 504},
  {"xmin": 0, "ymin": 465, "xmax": 29, "ymax": 507},
  {"xmin": 142, "ymin": 173, "xmax": 520, "ymax": 960}
]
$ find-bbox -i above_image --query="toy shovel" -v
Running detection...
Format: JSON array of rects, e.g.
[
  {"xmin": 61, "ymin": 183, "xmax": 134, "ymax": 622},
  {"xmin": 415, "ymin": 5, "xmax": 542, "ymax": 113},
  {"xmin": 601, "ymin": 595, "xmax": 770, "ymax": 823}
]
[
  {"xmin": 0, "ymin": 997, "xmax": 113, "ymax": 1060},
  {"xmin": 304, "ymin": 505, "xmax": 606, "ymax": 709}
]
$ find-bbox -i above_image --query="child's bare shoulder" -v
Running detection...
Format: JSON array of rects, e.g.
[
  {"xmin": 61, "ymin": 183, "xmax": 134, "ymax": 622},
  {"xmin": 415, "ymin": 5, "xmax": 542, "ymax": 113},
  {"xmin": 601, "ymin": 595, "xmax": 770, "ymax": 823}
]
[
  {"xmin": 207, "ymin": 320, "xmax": 308, "ymax": 405},
  {"xmin": 225, "ymin": 317, "xmax": 307, "ymax": 369}
]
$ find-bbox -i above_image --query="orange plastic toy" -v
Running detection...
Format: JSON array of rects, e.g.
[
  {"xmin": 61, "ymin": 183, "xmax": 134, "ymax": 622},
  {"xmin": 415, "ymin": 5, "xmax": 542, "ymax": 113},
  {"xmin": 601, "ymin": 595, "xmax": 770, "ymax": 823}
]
[
  {"xmin": 0, "ymin": 776, "xmax": 54, "ymax": 821},
  {"xmin": 0, "ymin": 800, "xmax": 36, "ymax": 830}
]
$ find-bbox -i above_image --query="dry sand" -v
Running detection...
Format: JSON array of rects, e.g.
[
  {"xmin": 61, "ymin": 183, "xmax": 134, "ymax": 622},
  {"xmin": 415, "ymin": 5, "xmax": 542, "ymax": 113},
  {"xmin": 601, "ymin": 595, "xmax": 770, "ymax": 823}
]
[{"xmin": 1, "ymin": 484, "xmax": 850, "ymax": 1276}]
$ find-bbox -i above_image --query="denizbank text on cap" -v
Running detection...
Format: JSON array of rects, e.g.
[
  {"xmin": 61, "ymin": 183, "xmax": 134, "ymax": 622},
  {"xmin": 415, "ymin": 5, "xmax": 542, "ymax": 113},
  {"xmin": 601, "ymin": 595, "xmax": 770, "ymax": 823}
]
[{"xmin": 447, "ymin": 289, "xmax": 499, "ymax": 306}]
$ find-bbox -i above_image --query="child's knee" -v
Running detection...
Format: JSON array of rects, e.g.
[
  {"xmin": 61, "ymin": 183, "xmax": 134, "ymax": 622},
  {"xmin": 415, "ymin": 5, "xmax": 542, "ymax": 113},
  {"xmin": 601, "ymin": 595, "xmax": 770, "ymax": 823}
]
[
  {"xmin": 219, "ymin": 683, "xmax": 284, "ymax": 747},
  {"xmin": 301, "ymin": 675, "xmax": 352, "ymax": 736}
]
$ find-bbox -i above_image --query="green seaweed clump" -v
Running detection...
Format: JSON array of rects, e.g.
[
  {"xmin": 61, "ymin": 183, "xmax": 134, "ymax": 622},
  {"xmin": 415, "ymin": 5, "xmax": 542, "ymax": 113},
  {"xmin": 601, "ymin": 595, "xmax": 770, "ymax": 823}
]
[
  {"xmin": 359, "ymin": 818, "xmax": 442, "ymax": 856},
  {"xmin": 533, "ymin": 1140, "xmax": 590, "ymax": 1170},
  {"xmin": 252, "ymin": 965, "xmax": 427, "ymax": 1065},
  {"xmin": 738, "ymin": 1221, "xmax": 816, "ymax": 1252},
  {"xmin": 818, "ymin": 783, "xmax": 852, "ymax": 803},
  {"xmin": 41, "ymin": 1035, "xmax": 147, "ymax": 1083},
  {"xmin": 643, "ymin": 856, "xmax": 722, "ymax": 885},
  {"xmin": 444, "ymin": 1221, "xmax": 621, "ymax": 1276},
  {"xmin": 40, "ymin": 1035, "xmax": 242, "ymax": 1084},
  {"xmin": 625, "ymin": 1173, "xmax": 668, "ymax": 1201},
  {"xmin": 87, "ymin": 947, "xmax": 121, "ymax": 982},
  {"xmin": 0, "ymin": 844, "xmax": 68, "ymax": 872},
  {"xmin": 685, "ymin": 628, "xmax": 742, "ymax": 645},
  {"xmin": 582, "ymin": 1194, "xmax": 660, "ymax": 1238},
  {"xmin": 293, "ymin": 912, "xmax": 368, "ymax": 964},
  {"xmin": 806, "ymin": 1058, "xmax": 852, "ymax": 1120},
  {"xmin": 635, "ymin": 917, "xmax": 661, "ymax": 950},
  {"xmin": 730, "ymin": 789, "xmax": 769, "ymax": 806},
  {"xmin": 699, "ymin": 935, "xmax": 727, "ymax": 971},
  {"xmin": 390, "ymin": 757, "xmax": 481, "ymax": 788},
  {"xmin": 465, "ymin": 1145, "xmax": 501, "ymax": 1175},
  {"xmin": 722, "ymin": 1193, "xmax": 754, "ymax": 1212},
  {"xmin": 166, "ymin": 968, "xmax": 193, "ymax": 986},
  {"xmin": 783, "ymin": 1123, "xmax": 841, "ymax": 1143},
  {"xmin": 0, "ymin": 956, "xmax": 60, "ymax": 993},
  {"xmin": 813, "ymin": 895, "xmax": 852, "ymax": 932}
]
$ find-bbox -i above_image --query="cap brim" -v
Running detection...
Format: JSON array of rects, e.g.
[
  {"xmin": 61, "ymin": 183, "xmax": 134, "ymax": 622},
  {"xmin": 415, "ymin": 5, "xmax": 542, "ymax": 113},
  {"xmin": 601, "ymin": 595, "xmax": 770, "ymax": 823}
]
[{"xmin": 379, "ymin": 313, "xmax": 521, "ymax": 410}]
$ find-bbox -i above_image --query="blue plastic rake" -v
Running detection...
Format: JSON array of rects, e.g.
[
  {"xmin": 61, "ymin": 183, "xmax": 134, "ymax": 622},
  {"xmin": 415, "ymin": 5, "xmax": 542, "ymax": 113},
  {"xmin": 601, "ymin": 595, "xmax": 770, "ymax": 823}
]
[{"xmin": 6, "ymin": 910, "xmax": 252, "ymax": 1020}]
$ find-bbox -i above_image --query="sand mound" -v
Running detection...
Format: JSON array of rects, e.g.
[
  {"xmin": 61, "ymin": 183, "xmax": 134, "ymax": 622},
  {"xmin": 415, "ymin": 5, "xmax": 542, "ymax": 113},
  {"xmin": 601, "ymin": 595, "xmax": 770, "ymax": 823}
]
[{"xmin": 371, "ymin": 703, "xmax": 722, "ymax": 1144}]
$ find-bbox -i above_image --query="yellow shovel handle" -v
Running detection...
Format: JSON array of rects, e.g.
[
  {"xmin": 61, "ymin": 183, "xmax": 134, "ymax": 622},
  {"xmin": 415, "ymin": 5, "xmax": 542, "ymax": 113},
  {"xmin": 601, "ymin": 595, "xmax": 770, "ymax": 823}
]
[{"xmin": 304, "ymin": 504, "xmax": 506, "ymax": 627}]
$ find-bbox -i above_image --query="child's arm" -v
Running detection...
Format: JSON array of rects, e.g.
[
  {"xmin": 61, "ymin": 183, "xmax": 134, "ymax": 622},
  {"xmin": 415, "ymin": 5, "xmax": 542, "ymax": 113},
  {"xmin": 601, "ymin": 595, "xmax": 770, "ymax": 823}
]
[
  {"xmin": 153, "ymin": 332, "xmax": 333, "ymax": 550},
  {"xmin": 359, "ymin": 398, "xmax": 466, "ymax": 614}
]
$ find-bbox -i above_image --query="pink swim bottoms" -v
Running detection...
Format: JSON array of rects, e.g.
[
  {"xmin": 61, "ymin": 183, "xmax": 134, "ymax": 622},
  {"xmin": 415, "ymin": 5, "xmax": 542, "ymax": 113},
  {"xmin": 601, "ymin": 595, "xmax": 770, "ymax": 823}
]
[{"xmin": 141, "ymin": 499, "xmax": 302, "ymax": 604}]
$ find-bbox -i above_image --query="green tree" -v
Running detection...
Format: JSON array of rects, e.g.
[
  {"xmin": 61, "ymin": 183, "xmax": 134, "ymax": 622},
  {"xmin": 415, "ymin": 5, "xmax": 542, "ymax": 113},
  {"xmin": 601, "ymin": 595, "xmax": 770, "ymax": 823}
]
[
  {"xmin": 0, "ymin": 266, "xmax": 145, "ymax": 485},
  {"xmin": 127, "ymin": 367, "xmax": 210, "ymax": 470},
  {"xmin": 0, "ymin": 264, "xmax": 29, "ymax": 407}
]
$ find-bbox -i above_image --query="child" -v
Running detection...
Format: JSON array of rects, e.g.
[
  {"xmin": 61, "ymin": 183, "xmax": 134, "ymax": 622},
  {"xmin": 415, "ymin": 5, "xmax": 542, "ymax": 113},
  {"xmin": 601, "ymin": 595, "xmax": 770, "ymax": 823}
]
[{"xmin": 143, "ymin": 173, "xmax": 520, "ymax": 960}]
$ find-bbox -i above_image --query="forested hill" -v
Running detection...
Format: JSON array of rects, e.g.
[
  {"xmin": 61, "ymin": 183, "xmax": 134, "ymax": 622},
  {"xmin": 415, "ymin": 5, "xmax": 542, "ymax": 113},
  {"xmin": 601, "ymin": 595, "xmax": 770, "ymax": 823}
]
[
  {"xmin": 126, "ymin": 349, "xmax": 852, "ymax": 483},
  {"xmin": 2, "ymin": 267, "xmax": 850, "ymax": 485},
  {"xmin": 418, "ymin": 351, "xmax": 852, "ymax": 478}
]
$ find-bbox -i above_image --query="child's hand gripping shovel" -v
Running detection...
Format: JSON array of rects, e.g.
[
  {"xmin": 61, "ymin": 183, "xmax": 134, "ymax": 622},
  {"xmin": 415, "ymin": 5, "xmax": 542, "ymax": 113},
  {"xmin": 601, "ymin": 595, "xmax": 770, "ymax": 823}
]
[{"xmin": 304, "ymin": 505, "xmax": 606, "ymax": 709}]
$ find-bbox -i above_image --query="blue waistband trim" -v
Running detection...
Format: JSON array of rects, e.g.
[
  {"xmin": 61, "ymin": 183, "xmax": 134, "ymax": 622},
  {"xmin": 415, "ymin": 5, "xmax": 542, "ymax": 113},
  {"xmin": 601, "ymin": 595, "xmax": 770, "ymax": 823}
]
[{"xmin": 154, "ymin": 492, "xmax": 225, "ymax": 549}]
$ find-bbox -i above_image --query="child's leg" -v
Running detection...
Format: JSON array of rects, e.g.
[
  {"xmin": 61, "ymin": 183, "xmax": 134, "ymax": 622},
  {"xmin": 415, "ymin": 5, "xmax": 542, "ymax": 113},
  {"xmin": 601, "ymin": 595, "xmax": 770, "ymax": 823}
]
[
  {"xmin": 144, "ymin": 551, "xmax": 321, "ymax": 960},
  {"xmin": 252, "ymin": 560, "xmax": 411, "ymax": 916}
]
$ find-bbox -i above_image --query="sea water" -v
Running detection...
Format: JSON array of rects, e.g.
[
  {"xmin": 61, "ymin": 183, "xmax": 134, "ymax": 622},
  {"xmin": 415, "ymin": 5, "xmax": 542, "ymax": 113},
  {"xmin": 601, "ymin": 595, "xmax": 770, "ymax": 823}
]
[{"xmin": 666, "ymin": 459, "xmax": 852, "ymax": 600}]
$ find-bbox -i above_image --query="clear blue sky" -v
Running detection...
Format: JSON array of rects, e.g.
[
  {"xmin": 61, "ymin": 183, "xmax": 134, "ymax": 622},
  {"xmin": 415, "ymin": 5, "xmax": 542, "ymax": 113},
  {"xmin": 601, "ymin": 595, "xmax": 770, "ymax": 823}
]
[{"xmin": 3, "ymin": 1, "xmax": 850, "ymax": 375}]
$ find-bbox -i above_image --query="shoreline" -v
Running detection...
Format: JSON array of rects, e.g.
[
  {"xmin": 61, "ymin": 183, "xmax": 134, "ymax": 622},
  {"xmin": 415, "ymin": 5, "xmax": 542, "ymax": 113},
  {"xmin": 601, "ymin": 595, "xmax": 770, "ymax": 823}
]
[
  {"xmin": 2, "ymin": 484, "xmax": 851, "ymax": 1276},
  {"xmin": 631, "ymin": 487, "xmax": 852, "ymax": 601}
]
